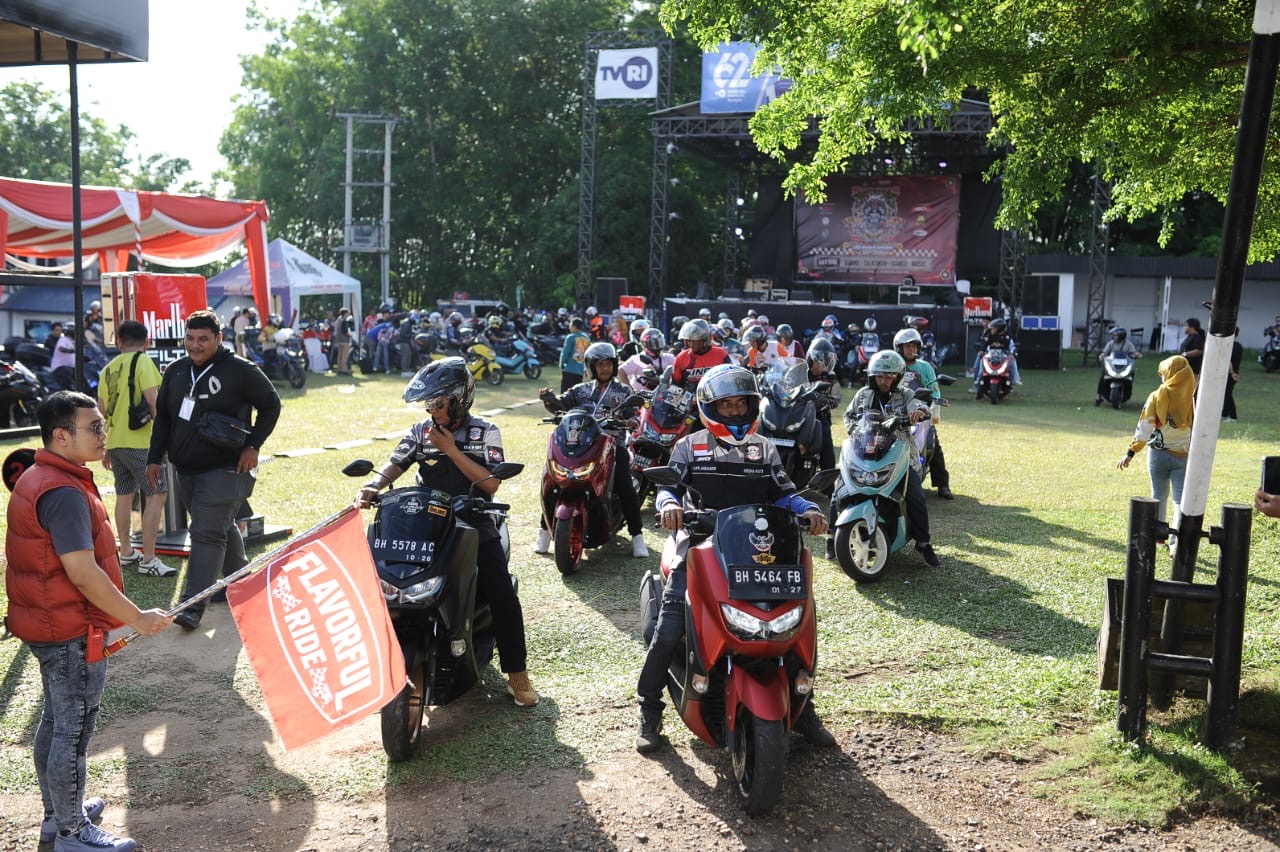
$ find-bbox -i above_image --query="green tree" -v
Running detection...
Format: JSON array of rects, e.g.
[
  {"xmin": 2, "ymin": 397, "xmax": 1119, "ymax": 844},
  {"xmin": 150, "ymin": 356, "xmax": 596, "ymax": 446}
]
[
  {"xmin": 222, "ymin": 0, "xmax": 735, "ymax": 311},
  {"xmin": 0, "ymin": 81, "xmax": 133, "ymax": 185},
  {"xmin": 661, "ymin": 0, "xmax": 1276, "ymax": 259}
]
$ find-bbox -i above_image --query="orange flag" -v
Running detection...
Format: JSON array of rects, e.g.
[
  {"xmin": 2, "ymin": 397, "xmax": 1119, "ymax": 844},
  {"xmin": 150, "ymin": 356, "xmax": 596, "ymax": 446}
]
[{"xmin": 227, "ymin": 510, "xmax": 405, "ymax": 750}]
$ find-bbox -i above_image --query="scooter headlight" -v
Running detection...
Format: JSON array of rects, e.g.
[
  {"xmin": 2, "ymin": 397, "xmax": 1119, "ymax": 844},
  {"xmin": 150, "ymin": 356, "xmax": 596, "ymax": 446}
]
[
  {"xmin": 400, "ymin": 575, "xmax": 446, "ymax": 603},
  {"xmin": 720, "ymin": 603, "xmax": 805, "ymax": 640},
  {"xmin": 785, "ymin": 421, "xmax": 803, "ymax": 433},
  {"xmin": 851, "ymin": 467, "xmax": 892, "ymax": 487},
  {"xmin": 549, "ymin": 459, "xmax": 596, "ymax": 480}
]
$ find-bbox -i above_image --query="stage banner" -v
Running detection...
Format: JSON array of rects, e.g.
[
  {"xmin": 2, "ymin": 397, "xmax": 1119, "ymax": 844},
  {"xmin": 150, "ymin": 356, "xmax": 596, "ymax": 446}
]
[
  {"xmin": 795, "ymin": 176, "xmax": 959, "ymax": 285},
  {"xmin": 228, "ymin": 510, "xmax": 405, "ymax": 751},
  {"xmin": 700, "ymin": 42, "xmax": 791, "ymax": 114},
  {"xmin": 595, "ymin": 48, "xmax": 658, "ymax": 100}
]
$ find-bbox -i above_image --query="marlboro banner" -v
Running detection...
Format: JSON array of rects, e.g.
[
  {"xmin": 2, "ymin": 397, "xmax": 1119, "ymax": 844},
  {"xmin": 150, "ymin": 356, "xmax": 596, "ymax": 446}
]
[
  {"xmin": 102, "ymin": 272, "xmax": 208, "ymax": 371},
  {"xmin": 795, "ymin": 176, "xmax": 959, "ymax": 285},
  {"xmin": 227, "ymin": 510, "xmax": 405, "ymax": 750}
]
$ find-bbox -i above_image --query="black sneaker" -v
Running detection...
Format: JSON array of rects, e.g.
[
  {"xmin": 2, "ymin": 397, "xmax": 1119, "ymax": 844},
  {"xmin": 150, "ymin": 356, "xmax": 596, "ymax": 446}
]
[
  {"xmin": 1094, "ymin": 395, "xmax": 1104, "ymax": 407},
  {"xmin": 825, "ymin": 538, "xmax": 836, "ymax": 561},
  {"xmin": 794, "ymin": 702, "xmax": 836, "ymax": 747},
  {"xmin": 173, "ymin": 607, "xmax": 203, "ymax": 631},
  {"xmin": 937, "ymin": 486, "xmax": 954, "ymax": 500},
  {"xmin": 916, "ymin": 543, "xmax": 941, "ymax": 568},
  {"xmin": 636, "ymin": 714, "xmax": 665, "ymax": 754}
]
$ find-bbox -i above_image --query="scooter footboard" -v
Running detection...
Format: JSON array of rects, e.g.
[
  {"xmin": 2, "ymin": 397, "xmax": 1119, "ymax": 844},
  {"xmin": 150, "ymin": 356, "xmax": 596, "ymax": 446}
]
[{"xmin": 725, "ymin": 661, "xmax": 790, "ymax": 727}]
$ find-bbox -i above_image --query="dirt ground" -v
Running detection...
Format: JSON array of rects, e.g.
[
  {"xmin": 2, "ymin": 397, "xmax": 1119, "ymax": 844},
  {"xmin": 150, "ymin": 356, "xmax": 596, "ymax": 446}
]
[{"xmin": 3, "ymin": 603, "xmax": 1279, "ymax": 852}]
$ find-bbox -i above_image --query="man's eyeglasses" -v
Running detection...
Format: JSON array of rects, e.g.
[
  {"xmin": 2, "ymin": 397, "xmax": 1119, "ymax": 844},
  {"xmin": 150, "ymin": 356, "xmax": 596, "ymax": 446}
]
[{"xmin": 67, "ymin": 421, "xmax": 108, "ymax": 437}]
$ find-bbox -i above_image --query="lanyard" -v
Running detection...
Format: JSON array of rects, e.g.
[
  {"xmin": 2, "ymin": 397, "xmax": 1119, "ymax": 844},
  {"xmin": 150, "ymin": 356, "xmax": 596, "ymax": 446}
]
[{"xmin": 187, "ymin": 362, "xmax": 216, "ymax": 398}]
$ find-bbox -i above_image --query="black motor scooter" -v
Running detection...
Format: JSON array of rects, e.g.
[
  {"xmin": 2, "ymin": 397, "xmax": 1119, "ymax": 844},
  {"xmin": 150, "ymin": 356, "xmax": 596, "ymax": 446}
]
[
  {"xmin": 343, "ymin": 459, "xmax": 522, "ymax": 761},
  {"xmin": 0, "ymin": 356, "xmax": 44, "ymax": 428},
  {"xmin": 758, "ymin": 361, "xmax": 830, "ymax": 491}
]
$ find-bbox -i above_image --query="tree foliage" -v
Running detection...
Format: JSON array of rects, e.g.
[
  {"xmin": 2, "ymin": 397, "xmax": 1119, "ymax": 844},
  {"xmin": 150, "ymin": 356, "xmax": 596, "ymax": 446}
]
[
  {"xmin": 661, "ymin": 0, "xmax": 1277, "ymax": 260},
  {"xmin": 221, "ymin": 0, "xmax": 736, "ymax": 311}
]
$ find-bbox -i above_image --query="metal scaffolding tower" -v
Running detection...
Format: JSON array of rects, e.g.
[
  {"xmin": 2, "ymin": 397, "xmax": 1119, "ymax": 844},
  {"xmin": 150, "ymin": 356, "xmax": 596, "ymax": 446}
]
[
  {"xmin": 997, "ymin": 228, "xmax": 1026, "ymax": 319},
  {"xmin": 1083, "ymin": 170, "xmax": 1112, "ymax": 362},
  {"xmin": 722, "ymin": 169, "xmax": 742, "ymax": 290},
  {"xmin": 336, "ymin": 113, "xmax": 396, "ymax": 306},
  {"xmin": 576, "ymin": 32, "xmax": 672, "ymax": 308}
]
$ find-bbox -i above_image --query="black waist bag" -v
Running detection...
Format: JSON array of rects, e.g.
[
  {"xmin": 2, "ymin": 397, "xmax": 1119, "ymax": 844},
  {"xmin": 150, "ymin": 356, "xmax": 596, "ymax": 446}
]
[{"xmin": 198, "ymin": 411, "xmax": 251, "ymax": 449}]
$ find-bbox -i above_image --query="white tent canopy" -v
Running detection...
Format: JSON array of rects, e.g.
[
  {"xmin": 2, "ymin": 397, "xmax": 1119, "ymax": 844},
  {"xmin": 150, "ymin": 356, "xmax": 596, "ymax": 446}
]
[{"xmin": 206, "ymin": 237, "xmax": 362, "ymax": 326}]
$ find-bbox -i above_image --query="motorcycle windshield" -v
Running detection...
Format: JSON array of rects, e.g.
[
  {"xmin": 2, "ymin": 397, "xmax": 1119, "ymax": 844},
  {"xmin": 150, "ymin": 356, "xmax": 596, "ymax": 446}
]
[
  {"xmin": 849, "ymin": 413, "xmax": 900, "ymax": 461},
  {"xmin": 712, "ymin": 504, "xmax": 805, "ymax": 600},
  {"xmin": 649, "ymin": 385, "xmax": 692, "ymax": 429},
  {"xmin": 555, "ymin": 409, "xmax": 603, "ymax": 459},
  {"xmin": 1107, "ymin": 355, "xmax": 1131, "ymax": 368},
  {"xmin": 764, "ymin": 361, "xmax": 809, "ymax": 404},
  {"xmin": 861, "ymin": 333, "xmax": 881, "ymax": 351},
  {"xmin": 372, "ymin": 487, "xmax": 454, "ymax": 574},
  {"xmin": 985, "ymin": 349, "xmax": 1009, "ymax": 367}
]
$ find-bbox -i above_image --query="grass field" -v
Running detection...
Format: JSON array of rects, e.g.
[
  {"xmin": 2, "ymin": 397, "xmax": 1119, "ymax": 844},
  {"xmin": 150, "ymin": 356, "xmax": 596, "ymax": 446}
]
[{"xmin": 1, "ymin": 355, "xmax": 1279, "ymax": 826}]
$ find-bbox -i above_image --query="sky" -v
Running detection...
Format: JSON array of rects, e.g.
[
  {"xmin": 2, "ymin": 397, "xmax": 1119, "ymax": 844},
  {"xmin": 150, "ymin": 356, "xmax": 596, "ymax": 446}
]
[{"xmin": 0, "ymin": 1, "xmax": 302, "ymax": 191}]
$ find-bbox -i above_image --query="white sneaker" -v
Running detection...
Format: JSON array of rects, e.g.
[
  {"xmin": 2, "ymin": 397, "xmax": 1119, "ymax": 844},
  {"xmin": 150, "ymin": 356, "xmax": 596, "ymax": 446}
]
[
  {"xmin": 631, "ymin": 534, "xmax": 650, "ymax": 558},
  {"xmin": 534, "ymin": 528, "xmax": 551, "ymax": 554},
  {"xmin": 137, "ymin": 556, "xmax": 178, "ymax": 577},
  {"xmin": 118, "ymin": 551, "xmax": 142, "ymax": 567}
]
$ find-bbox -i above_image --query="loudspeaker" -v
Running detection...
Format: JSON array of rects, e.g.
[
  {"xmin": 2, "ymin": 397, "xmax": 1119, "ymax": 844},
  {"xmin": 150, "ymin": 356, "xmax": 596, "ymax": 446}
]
[
  {"xmin": 595, "ymin": 277, "xmax": 627, "ymax": 313},
  {"xmin": 1022, "ymin": 275, "xmax": 1059, "ymax": 316},
  {"xmin": 1018, "ymin": 329, "xmax": 1061, "ymax": 369}
]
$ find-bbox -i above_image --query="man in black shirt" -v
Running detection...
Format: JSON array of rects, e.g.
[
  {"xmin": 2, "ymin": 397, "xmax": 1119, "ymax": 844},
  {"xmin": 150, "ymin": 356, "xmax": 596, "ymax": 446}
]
[{"xmin": 1179, "ymin": 317, "xmax": 1206, "ymax": 376}]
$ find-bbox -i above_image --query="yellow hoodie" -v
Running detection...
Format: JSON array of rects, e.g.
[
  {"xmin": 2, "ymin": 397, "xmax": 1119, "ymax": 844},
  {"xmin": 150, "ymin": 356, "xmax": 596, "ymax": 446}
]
[{"xmin": 1127, "ymin": 355, "xmax": 1195, "ymax": 457}]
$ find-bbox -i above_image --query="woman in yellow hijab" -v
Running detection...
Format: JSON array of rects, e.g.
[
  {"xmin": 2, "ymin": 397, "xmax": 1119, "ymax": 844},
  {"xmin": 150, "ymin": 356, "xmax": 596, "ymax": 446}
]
[{"xmin": 1116, "ymin": 355, "xmax": 1196, "ymax": 536}]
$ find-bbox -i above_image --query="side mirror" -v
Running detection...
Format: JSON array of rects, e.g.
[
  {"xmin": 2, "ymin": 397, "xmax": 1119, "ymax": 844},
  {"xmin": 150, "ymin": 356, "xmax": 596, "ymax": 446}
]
[
  {"xmin": 623, "ymin": 394, "xmax": 645, "ymax": 409},
  {"xmin": 806, "ymin": 468, "xmax": 840, "ymax": 494},
  {"xmin": 342, "ymin": 459, "xmax": 375, "ymax": 477},
  {"xmin": 643, "ymin": 465, "xmax": 681, "ymax": 486},
  {"xmin": 913, "ymin": 388, "xmax": 933, "ymax": 402},
  {"xmin": 491, "ymin": 462, "xmax": 525, "ymax": 481},
  {"xmin": 936, "ymin": 374, "xmax": 956, "ymax": 386}
]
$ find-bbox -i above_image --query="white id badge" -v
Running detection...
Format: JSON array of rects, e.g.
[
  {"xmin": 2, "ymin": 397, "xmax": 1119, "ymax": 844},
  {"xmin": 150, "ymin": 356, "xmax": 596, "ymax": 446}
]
[{"xmin": 179, "ymin": 397, "xmax": 196, "ymax": 420}]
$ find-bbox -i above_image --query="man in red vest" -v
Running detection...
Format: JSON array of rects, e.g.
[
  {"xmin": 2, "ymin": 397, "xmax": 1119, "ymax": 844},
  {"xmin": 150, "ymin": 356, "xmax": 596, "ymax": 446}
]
[{"xmin": 4, "ymin": 391, "xmax": 172, "ymax": 852}]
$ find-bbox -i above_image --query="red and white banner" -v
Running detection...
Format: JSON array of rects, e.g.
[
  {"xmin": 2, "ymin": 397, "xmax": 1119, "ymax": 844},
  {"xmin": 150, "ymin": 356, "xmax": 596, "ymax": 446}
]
[
  {"xmin": 102, "ymin": 272, "xmax": 208, "ymax": 371},
  {"xmin": 228, "ymin": 510, "xmax": 405, "ymax": 751},
  {"xmin": 795, "ymin": 176, "xmax": 959, "ymax": 285}
]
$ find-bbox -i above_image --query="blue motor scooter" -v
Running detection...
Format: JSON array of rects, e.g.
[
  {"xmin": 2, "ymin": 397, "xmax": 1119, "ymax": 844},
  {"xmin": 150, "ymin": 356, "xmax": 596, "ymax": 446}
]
[
  {"xmin": 483, "ymin": 335, "xmax": 542, "ymax": 380},
  {"xmin": 828, "ymin": 404, "xmax": 921, "ymax": 583}
]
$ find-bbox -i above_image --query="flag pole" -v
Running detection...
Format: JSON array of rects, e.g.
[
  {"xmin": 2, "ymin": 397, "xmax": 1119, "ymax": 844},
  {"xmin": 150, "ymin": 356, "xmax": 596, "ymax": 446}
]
[{"xmin": 104, "ymin": 506, "xmax": 359, "ymax": 657}]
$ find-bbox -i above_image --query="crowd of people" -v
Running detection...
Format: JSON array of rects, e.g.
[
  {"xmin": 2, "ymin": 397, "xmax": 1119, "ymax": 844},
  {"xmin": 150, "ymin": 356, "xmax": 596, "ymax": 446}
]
[{"xmin": 7, "ymin": 298, "xmax": 1276, "ymax": 849}]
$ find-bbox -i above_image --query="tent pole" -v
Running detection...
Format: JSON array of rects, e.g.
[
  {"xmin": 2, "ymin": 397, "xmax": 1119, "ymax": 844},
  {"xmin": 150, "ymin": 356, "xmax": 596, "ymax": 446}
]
[{"xmin": 68, "ymin": 41, "xmax": 87, "ymax": 393}]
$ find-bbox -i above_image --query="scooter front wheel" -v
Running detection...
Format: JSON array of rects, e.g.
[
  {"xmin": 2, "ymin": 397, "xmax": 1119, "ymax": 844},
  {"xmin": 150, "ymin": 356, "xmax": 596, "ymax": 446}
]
[
  {"xmin": 1110, "ymin": 383, "xmax": 1124, "ymax": 410},
  {"xmin": 287, "ymin": 361, "xmax": 306, "ymax": 389},
  {"xmin": 381, "ymin": 643, "xmax": 434, "ymax": 761},
  {"xmin": 731, "ymin": 708, "xmax": 786, "ymax": 816},
  {"xmin": 835, "ymin": 520, "xmax": 889, "ymax": 583},
  {"xmin": 554, "ymin": 516, "xmax": 584, "ymax": 575},
  {"xmin": 523, "ymin": 362, "xmax": 542, "ymax": 380},
  {"xmin": 485, "ymin": 366, "xmax": 504, "ymax": 386}
]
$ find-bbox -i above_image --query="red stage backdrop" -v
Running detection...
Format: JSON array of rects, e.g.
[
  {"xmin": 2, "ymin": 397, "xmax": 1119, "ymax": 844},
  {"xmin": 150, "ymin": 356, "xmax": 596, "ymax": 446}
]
[
  {"xmin": 228, "ymin": 510, "xmax": 405, "ymax": 751},
  {"xmin": 795, "ymin": 176, "xmax": 959, "ymax": 285}
]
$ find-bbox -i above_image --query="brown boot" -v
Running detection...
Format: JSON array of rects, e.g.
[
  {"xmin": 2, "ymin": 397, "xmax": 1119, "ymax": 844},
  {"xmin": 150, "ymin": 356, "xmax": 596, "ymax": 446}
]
[{"xmin": 507, "ymin": 671, "xmax": 539, "ymax": 707}]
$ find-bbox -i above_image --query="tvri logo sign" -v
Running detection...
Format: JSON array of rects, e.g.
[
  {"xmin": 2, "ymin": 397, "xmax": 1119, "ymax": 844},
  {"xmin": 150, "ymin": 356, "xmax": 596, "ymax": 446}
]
[{"xmin": 595, "ymin": 47, "xmax": 658, "ymax": 100}]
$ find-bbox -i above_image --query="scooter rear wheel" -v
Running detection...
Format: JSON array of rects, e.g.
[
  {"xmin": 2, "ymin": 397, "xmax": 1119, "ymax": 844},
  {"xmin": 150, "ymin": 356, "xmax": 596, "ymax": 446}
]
[
  {"xmin": 554, "ymin": 516, "xmax": 584, "ymax": 575},
  {"xmin": 835, "ymin": 520, "xmax": 890, "ymax": 583},
  {"xmin": 381, "ymin": 644, "xmax": 434, "ymax": 762},
  {"xmin": 731, "ymin": 708, "xmax": 786, "ymax": 816},
  {"xmin": 523, "ymin": 362, "xmax": 542, "ymax": 380}
]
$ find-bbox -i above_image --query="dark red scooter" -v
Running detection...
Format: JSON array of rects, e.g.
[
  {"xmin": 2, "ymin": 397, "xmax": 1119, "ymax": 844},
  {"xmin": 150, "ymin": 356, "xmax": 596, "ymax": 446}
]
[
  {"xmin": 627, "ymin": 370, "xmax": 696, "ymax": 504},
  {"xmin": 637, "ymin": 466, "xmax": 837, "ymax": 815},
  {"xmin": 541, "ymin": 402, "xmax": 638, "ymax": 575}
]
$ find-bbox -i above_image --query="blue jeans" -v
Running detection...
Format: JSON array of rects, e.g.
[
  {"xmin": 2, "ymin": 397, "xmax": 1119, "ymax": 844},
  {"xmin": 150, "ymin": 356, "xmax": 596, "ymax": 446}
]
[
  {"xmin": 176, "ymin": 468, "xmax": 256, "ymax": 610},
  {"xmin": 1148, "ymin": 448, "xmax": 1187, "ymax": 526},
  {"xmin": 29, "ymin": 637, "xmax": 107, "ymax": 835},
  {"xmin": 374, "ymin": 341, "xmax": 393, "ymax": 372},
  {"xmin": 637, "ymin": 558, "xmax": 688, "ymax": 716}
]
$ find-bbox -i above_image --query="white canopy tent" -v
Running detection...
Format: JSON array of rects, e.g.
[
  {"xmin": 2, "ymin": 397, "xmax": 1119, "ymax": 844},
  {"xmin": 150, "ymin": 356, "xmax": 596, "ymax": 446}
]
[{"xmin": 206, "ymin": 238, "xmax": 362, "ymax": 327}]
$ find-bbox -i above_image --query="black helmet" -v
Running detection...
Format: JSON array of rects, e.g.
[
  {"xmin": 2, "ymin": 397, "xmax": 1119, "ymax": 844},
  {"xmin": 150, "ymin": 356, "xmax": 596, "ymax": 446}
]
[
  {"xmin": 776, "ymin": 323, "xmax": 794, "ymax": 342},
  {"xmin": 583, "ymin": 341, "xmax": 618, "ymax": 380},
  {"xmin": 403, "ymin": 357, "xmax": 475, "ymax": 428},
  {"xmin": 640, "ymin": 327, "xmax": 666, "ymax": 356},
  {"xmin": 807, "ymin": 337, "xmax": 837, "ymax": 374},
  {"xmin": 670, "ymin": 315, "xmax": 689, "ymax": 335},
  {"xmin": 496, "ymin": 301, "xmax": 510, "ymax": 316},
  {"xmin": 1111, "ymin": 326, "xmax": 1128, "ymax": 341},
  {"xmin": 990, "ymin": 317, "xmax": 1008, "ymax": 332},
  {"xmin": 742, "ymin": 325, "xmax": 767, "ymax": 348}
]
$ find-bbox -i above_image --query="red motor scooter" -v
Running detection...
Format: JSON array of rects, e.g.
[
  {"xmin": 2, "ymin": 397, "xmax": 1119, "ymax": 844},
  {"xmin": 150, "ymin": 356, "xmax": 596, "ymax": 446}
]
[
  {"xmin": 637, "ymin": 466, "xmax": 838, "ymax": 815},
  {"xmin": 975, "ymin": 344, "xmax": 1014, "ymax": 404},
  {"xmin": 541, "ymin": 402, "xmax": 638, "ymax": 575},
  {"xmin": 627, "ymin": 370, "xmax": 696, "ymax": 504}
]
